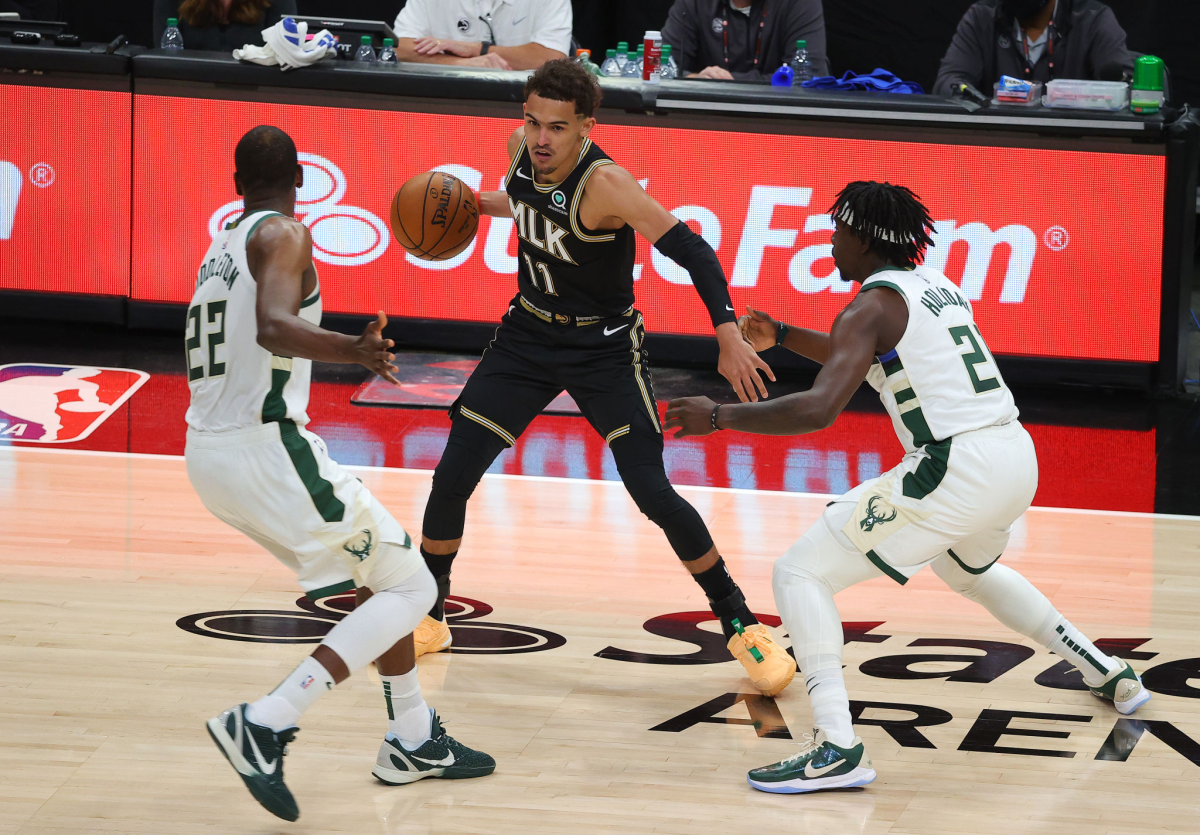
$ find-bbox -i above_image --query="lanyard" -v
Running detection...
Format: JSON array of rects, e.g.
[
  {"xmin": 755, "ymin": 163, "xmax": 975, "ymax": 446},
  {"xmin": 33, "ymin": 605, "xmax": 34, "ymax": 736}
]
[
  {"xmin": 1020, "ymin": 22, "xmax": 1056, "ymax": 79},
  {"xmin": 721, "ymin": 0, "xmax": 767, "ymax": 69}
]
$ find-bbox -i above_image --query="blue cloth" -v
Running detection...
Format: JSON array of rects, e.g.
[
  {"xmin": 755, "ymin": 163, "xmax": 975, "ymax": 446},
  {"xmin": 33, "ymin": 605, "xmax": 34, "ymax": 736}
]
[{"xmin": 801, "ymin": 68, "xmax": 925, "ymax": 95}]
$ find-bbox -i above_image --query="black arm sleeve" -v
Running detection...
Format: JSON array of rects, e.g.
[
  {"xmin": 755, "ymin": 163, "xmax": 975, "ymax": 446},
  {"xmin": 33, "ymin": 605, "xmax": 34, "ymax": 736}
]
[{"xmin": 653, "ymin": 221, "xmax": 736, "ymax": 328}]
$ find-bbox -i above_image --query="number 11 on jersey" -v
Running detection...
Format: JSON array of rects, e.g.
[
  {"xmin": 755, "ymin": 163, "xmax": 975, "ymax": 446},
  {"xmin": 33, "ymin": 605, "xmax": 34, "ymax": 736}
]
[{"xmin": 523, "ymin": 253, "xmax": 558, "ymax": 296}]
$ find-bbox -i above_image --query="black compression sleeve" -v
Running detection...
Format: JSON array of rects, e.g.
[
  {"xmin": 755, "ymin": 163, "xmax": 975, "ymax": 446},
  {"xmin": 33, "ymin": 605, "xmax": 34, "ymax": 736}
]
[{"xmin": 653, "ymin": 221, "xmax": 737, "ymax": 327}]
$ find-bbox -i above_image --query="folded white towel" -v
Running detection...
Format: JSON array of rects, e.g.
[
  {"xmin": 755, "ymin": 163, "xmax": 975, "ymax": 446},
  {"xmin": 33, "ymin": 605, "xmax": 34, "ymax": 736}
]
[{"xmin": 233, "ymin": 17, "xmax": 337, "ymax": 71}]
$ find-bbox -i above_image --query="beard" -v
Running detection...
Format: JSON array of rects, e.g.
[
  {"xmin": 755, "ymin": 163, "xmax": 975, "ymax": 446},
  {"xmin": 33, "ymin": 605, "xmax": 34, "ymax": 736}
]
[{"xmin": 1003, "ymin": 0, "xmax": 1052, "ymax": 20}]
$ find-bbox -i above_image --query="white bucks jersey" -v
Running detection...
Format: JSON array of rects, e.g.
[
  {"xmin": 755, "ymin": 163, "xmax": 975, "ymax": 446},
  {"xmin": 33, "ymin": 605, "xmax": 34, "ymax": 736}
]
[
  {"xmin": 862, "ymin": 265, "xmax": 1018, "ymax": 453},
  {"xmin": 184, "ymin": 210, "xmax": 321, "ymax": 433}
]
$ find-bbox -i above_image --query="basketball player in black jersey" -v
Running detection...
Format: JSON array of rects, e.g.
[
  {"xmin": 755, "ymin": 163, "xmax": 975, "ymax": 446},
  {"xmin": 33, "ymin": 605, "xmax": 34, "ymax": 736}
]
[{"xmin": 413, "ymin": 59, "xmax": 796, "ymax": 696}]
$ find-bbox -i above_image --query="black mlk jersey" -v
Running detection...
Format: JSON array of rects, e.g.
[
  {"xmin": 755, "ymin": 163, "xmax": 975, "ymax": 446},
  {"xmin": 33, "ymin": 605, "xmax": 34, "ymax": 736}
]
[{"xmin": 504, "ymin": 136, "xmax": 637, "ymax": 317}]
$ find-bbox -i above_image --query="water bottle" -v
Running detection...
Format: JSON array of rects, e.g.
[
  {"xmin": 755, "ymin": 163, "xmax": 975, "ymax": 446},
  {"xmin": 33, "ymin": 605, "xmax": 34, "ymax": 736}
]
[
  {"xmin": 621, "ymin": 46, "xmax": 640, "ymax": 78},
  {"xmin": 354, "ymin": 35, "xmax": 376, "ymax": 63},
  {"xmin": 600, "ymin": 48, "xmax": 620, "ymax": 77},
  {"xmin": 160, "ymin": 17, "xmax": 184, "ymax": 50},
  {"xmin": 378, "ymin": 37, "xmax": 397, "ymax": 64},
  {"xmin": 660, "ymin": 44, "xmax": 676, "ymax": 80},
  {"xmin": 615, "ymin": 42, "xmax": 629, "ymax": 72},
  {"xmin": 789, "ymin": 39, "xmax": 813, "ymax": 84},
  {"xmin": 634, "ymin": 44, "xmax": 645, "ymax": 77}
]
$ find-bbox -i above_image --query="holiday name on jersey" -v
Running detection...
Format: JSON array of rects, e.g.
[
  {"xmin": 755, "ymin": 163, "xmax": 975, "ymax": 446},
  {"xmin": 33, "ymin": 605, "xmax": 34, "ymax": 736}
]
[
  {"xmin": 509, "ymin": 197, "xmax": 577, "ymax": 265},
  {"xmin": 919, "ymin": 286, "xmax": 971, "ymax": 317}
]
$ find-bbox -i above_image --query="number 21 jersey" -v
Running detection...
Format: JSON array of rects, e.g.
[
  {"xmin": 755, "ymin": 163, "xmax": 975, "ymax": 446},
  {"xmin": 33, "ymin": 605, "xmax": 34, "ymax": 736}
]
[
  {"xmin": 184, "ymin": 210, "xmax": 321, "ymax": 434},
  {"xmin": 862, "ymin": 265, "xmax": 1019, "ymax": 453}
]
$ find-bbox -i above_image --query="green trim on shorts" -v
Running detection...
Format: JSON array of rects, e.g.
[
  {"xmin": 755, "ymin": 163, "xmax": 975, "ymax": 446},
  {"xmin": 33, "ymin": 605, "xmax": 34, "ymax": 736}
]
[
  {"xmin": 948, "ymin": 548, "xmax": 1001, "ymax": 575},
  {"xmin": 305, "ymin": 579, "xmax": 356, "ymax": 600},
  {"xmin": 866, "ymin": 549, "xmax": 909, "ymax": 585},
  {"xmin": 902, "ymin": 437, "xmax": 952, "ymax": 500},
  {"xmin": 278, "ymin": 420, "xmax": 345, "ymax": 523}
]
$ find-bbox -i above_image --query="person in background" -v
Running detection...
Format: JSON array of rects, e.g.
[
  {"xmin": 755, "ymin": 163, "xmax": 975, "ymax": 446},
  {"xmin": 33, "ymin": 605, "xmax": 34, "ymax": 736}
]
[
  {"xmin": 661, "ymin": 0, "xmax": 827, "ymax": 82},
  {"xmin": 394, "ymin": 0, "xmax": 572, "ymax": 71},
  {"xmin": 154, "ymin": 0, "xmax": 297, "ymax": 52},
  {"xmin": 933, "ymin": 0, "xmax": 1133, "ymax": 98}
]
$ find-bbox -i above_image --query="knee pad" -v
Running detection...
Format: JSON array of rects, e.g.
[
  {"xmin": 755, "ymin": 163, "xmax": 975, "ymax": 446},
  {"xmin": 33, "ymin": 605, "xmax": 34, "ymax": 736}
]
[
  {"xmin": 422, "ymin": 420, "xmax": 509, "ymax": 541},
  {"xmin": 617, "ymin": 462, "xmax": 713, "ymax": 560},
  {"xmin": 773, "ymin": 502, "xmax": 876, "ymax": 597}
]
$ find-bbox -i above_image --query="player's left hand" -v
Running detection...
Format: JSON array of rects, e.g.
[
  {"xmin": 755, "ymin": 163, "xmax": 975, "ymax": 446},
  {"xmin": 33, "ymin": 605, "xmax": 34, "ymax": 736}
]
[
  {"xmin": 354, "ymin": 311, "xmax": 401, "ymax": 385},
  {"xmin": 413, "ymin": 37, "xmax": 479, "ymax": 58},
  {"xmin": 665, "ymin": 396, "xmax": 718, "ymax": 438},
  {"xmin": 716, "ymin": 323, "xmax": 775, "ymax": 402}
]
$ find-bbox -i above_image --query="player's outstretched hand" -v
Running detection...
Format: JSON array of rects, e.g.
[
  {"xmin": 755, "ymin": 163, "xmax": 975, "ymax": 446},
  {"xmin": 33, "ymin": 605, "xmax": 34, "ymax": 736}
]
[
  {"xmin": 354, "ymin": 311, "xmax": 400, "ymax": 385},
  {"xmin": 716, "ymin": 323, "xmax": 775, "ymax": 403},
  {"xmin": 665, "ymin": 396, "xmax": 718, "ymax": 438},
  {"xmin": 739, "ymin": 307, "xmax": 780, "ymax": 353}
]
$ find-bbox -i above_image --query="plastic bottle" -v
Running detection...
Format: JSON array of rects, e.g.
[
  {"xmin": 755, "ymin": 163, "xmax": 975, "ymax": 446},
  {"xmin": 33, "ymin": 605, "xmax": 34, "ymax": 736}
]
[
  {"xmin": 160, "ymin": 17, "xmax": 184, "ymax": 50},
  {"xmin": 634, "ymin": 44, "xmax": 645, "ymax": 77},
  {"xmin": 789, "ymin": 39, "xmax": 813, "ymax": 84},
  {"xmin": 600, "ymin": 48, "xmax": 620, "ymax": 77},
  {"xmin": 660, "ymin": 44, "xmax": 676, "ymax": 80},
  {"xmin": 354, "ymin": 35, "xmax": 376, "ymax": 63},
  {"xmin": 378, "ymin": 37, "xmax": 397, "ymax": 64},
  {"xmin": 615, "ymin": 42, "xmax": 629, "ymax": 72},
  {"xmin": 622, "ymin": 46, "xmax": 641, "ymax": 78}
]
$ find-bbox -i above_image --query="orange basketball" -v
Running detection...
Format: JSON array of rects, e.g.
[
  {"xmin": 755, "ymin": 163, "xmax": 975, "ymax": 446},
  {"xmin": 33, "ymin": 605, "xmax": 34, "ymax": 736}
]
[{"xmin": 389, "ymin": 171, "xmax": 480, "ymax": 261}]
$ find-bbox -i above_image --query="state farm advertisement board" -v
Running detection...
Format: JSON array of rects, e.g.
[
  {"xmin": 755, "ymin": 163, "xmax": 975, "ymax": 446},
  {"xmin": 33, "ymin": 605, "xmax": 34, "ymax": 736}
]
[
  {"xmin": 132, "ymin": 94, "xmax": 1165, "ymax": 362},
  {"xmin": 0, "ymin": 85, "xmax": 131, "ymax": 296}
]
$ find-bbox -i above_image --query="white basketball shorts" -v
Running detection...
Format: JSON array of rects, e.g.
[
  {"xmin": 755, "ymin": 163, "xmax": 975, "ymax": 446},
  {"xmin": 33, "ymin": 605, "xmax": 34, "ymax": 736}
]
[{"xmin": 185, "ymin": 422, "xmax": 422, "ymax": 599}]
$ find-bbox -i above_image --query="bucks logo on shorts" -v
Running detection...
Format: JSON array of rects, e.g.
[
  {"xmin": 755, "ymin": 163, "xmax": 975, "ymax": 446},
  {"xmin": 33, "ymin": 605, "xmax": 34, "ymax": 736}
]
[
  {"xmin": 860, "ymin": 496, "xmax": 898, "ymax": 533},
  {"xmin": 343, "ymin": 529, "xmax": 374, "ymax": 562}
]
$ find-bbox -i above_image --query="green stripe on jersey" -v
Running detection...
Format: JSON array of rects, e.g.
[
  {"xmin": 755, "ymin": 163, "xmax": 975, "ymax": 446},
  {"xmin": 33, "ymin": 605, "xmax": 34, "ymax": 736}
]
[
  {"xmin": 866, "ymin": 549, "xmax": 909, "ymax": 585},
  {"xmin": 263, "ymin": 362, "xmax": 345, "ymax": 523},
  {"xmin": 948, "ymin": 548, "xmax": 1001, "ymax": 575},
  {"xmin": 300, "ymin": 287, "xmax": 321, "ymax": 308},
  {"xmin": 881, "ymin": 355, "xmax": 904, "ymax": 376},
  {"xmin": 894, "ymin": 387, "xmax": 917, "ymax": 404}
]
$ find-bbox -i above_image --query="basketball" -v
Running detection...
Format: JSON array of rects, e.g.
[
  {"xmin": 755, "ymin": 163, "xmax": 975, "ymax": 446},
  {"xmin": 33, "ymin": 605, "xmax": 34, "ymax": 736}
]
[{"xmin": 389, "ymin": 171, "xmax": 480, "ymax": 261}]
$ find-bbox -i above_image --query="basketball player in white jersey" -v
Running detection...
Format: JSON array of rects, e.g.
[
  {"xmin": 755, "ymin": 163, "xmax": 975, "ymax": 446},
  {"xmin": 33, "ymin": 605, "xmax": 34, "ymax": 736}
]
[
  {"xmin": 186, "ymin": 126, "xmax": 493, "ymax": 821},
  {"xmin": 665, "ymin": 181, "xmax": 1151, "ymax": 794}
]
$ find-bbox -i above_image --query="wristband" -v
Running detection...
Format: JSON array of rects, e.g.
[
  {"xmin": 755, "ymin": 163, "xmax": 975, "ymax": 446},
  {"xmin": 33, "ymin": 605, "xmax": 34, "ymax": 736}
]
[
  {"xmin": 775, "ymin": 322, "xmax": 790, "ymax": 346},
  {"xmin": 711, "ymin": 404, "xmax": 723, "ymax": 431},
  {"xmin": 481, "ymin": 42, "xmax": 491, "ymax": 55}
]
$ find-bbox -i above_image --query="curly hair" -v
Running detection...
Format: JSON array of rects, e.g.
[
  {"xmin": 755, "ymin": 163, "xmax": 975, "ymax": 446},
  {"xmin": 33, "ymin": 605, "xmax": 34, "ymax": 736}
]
[
  {"xmin": 829, "ymin": 181, "xmax": 936, "ymax": 268},
  {"xmin": 178, "ymin": 0, "xmax": 276, "ymax": 28},
  {"xmin": 524, "ymin": 58, "xmax": 604, "ymax": 118}
]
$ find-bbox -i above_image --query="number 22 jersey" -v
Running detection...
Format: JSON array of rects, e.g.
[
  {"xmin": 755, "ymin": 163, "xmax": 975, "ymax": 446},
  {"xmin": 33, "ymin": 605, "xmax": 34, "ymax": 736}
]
[{"xmin": 184, "ymin": 210, "xmax": 321, "ymax": 434}]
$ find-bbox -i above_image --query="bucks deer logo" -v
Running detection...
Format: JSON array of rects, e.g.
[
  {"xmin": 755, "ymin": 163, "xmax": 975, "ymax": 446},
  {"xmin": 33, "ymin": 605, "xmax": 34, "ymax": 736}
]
[
  {"xmin": 343, "ymin": 529, "xmax": 374, "ymax": 562},
  {"xmin": 860, "ymin": 495, "xmax": 898, "ymax": 532}
]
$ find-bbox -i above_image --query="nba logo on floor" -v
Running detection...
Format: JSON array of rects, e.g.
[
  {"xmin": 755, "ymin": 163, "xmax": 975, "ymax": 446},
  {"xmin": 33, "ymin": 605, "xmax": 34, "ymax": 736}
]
[{"xmin": 0, "ymin": 364, "xmax": 149, "ymax": 443}]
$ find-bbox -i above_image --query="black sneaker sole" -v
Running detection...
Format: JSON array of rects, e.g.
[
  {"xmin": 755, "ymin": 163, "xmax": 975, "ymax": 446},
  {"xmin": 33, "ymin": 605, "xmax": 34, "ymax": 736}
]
[{"xmin": 206, "ymin": 719, "xmax": 300, "ymax": 822}]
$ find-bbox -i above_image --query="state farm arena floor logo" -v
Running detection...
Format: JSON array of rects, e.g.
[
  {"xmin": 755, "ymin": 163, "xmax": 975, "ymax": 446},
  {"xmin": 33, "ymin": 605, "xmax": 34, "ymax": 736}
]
[
  {"xmin": 208, "ymin": 153, "xmax": 389, "ymax": 267},
  {"xmin": 178, "ymin": 594, "xmax": 565, "ymax": 655}
]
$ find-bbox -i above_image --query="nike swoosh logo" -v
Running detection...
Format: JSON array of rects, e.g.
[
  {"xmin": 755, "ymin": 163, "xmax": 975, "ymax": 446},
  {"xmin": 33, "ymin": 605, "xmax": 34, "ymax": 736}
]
[
  {"xmin": 514, "ymin": 169, "xmax": 532, "ymax": 180},
  {"xmin": 246, "ymin": 729, "xmax": 278, "ymax": 775},
  {"xmin": 513, "ymin": 15, "xmax": 527, "ymax": 24},
  {"xmin": 604, "ymin": 325, "xmax": 629, "ymax": 336},
  {"xmin": 412, "ymin": 751, "xmax": 456, "ymax": 767},
  {"xmin": 804, "ymin": 757, "xmax": 846, "ymax": 779},
  {"xmin": 725, "ymin": 305, "xmax": 734, "ymax": 311}
]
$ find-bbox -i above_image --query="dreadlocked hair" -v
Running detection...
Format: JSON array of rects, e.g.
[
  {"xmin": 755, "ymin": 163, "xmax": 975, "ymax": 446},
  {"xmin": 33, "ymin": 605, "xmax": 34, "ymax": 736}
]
[{"xmin": 828, "ymin": 181, "xmax": 935, "ymax": 268}]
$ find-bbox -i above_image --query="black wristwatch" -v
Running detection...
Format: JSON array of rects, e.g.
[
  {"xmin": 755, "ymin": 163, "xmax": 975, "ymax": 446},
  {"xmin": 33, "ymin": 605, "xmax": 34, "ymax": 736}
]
[
  {"xmin": 480, "ymin": 41, "xmax": 492, "ymax": 54},
  {"xmin": 775, "ymin": 322, "xmax": 790, "ymax": 346}
]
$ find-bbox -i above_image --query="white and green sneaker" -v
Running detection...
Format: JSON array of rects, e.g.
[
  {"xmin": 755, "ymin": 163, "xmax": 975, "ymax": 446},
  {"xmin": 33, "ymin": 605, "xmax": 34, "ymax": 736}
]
[
  {"xmin": 1090, "ymin": 657, "xmax": 1151, "ymax": 715},
  {"xmin": 206, "ymin": 703, "xmax": 300, "ymax": 822},
  {"xmin": 372, "ymin": 710, "xmax": 496, "ymax": 785},
  {"xmin": 747, "ymin": 729, "xmax": 876, "ymax": 794}
]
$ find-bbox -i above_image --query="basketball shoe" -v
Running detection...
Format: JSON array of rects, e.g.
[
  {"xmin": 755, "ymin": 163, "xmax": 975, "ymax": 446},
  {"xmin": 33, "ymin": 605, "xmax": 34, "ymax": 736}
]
[
  {"xmin": 372, "ymin": 709, "xmax": 496, "ymax": 784},
  {"xmin": 747, "ymin": 728, "xmax": 876, "ymax": 794},
  {"xmin": 206, "ymin": 703, "xmax": 300, "ymax": 821},
  {"xmin": 727, "ymin": 624, "xmax": 796, "ymax": 696},
  {"xmin": 413, "ymin": 614, "xmax": 452, "ymax": 657},
  {"xmin": 1090, "ymin": 657, "xmax": 1152, "ymax": 714}
]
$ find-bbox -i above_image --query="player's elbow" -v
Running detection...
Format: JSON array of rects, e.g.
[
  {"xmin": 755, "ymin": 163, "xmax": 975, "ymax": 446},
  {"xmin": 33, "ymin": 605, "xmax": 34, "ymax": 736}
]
[{"xmin": 256, "ymin": 316, "xmax": 286, "ymax": 353}]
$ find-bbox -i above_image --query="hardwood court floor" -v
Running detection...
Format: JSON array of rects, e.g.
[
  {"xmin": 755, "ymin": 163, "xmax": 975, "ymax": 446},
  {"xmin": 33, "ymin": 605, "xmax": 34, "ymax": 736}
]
[{"xmin": 1, "ymin": 448, "xmax": 1198, "ymax": 835}]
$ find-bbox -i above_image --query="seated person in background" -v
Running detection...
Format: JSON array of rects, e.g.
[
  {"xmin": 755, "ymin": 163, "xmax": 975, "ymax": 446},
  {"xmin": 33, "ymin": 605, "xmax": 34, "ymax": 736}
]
[
  {"xmin": 394, "ymin": 0, "xmax": 571, "ymax": 71},
  {"xmin": 661, "ymin": 0, "xmax": 827, "ymax": 82},
  {"xmin": 933, "ymin": 0, "xmax": 1133, "ymax": 98},
  {"xmin": 154, "ymin": 0, "xmax": 297, "ymax": 52}
]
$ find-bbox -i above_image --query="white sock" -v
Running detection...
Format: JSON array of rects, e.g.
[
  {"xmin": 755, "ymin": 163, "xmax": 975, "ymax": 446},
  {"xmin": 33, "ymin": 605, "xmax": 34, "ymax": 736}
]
[
  {"xmin": 382, "ymin": 668, "xmax": 431, "ymax": 748},
  {"xmin": 932, "ymin": 559, "xmax": 1118, "ymax": 688},
  {"xmin": 1035, "ymin": 615, "xmax": 1118, "ymax": 687},
  {"xmin": 246, "ymin": 656, "xmax": 334, "ymax": 732},
  {"xmin": 805, "ymin": 665, "xmax": 855, "ymax": 747}
]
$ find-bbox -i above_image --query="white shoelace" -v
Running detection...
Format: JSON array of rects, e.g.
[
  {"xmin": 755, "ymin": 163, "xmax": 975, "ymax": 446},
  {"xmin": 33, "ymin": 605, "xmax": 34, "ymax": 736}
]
[{"xmin": 779, "ymin": 731, "xmax": 821, "ymax": 765}]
